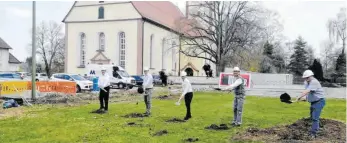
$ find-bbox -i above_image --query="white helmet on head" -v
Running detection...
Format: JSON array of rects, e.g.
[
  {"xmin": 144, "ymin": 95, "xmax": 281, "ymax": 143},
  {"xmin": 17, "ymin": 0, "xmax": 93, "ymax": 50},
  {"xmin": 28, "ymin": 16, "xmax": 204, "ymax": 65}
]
[
  {"xmin": 233, "ymin": 67, "xmax": 240, "ymax": 72},
  {"xmin": 143, "ymin": 67, "xmax": 149, "ymax": 71},
  {"xmin": 302, "ymin": 70, "xmax": 314, "ymax": 78},
  {"xmin": 181, "ymin": 71, "xmax": 187, "ymax": 77},
  {"xmin": 101, "ymin": 67, "xmax": 106, "ymax": 71}
]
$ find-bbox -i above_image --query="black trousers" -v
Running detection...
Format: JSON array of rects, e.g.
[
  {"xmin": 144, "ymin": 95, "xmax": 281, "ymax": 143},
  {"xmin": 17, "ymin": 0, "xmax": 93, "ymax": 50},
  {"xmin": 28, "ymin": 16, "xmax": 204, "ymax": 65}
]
[
  {"xmin": 99, "ymin": 86, "xmax": 110, "ymax": 111},
  {"xmin": 184, "ymin": 92, "xmax": 193, "ymax": 117}
]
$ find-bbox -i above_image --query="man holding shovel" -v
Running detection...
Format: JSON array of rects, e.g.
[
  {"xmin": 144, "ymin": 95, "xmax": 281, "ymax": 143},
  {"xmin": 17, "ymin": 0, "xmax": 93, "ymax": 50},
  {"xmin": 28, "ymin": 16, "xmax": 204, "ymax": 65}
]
[
  {"xmin": 142, "ymin": 67, "xmax": 153, "ymax": 116},
  {"xmin": 222, "ymin": 67, "xmax": 245, "ymax": 127},
  {"xmin": 295, "ymin": 70, "xmax": 325, "ymax": 139},
  {"xmin": 176, "ymin": 71, "xmax": 193, "ymax": 120},
  {"xmin": 95, "ymin": 67, "xmax": 111, "ymax": 114}
]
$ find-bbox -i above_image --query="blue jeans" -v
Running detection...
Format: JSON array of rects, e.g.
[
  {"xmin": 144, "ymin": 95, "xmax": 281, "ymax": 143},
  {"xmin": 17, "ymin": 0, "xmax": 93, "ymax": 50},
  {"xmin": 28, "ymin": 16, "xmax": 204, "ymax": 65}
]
[{"xmin": 310, "ymin": 98, "xmax": 325, "ymax": 135}]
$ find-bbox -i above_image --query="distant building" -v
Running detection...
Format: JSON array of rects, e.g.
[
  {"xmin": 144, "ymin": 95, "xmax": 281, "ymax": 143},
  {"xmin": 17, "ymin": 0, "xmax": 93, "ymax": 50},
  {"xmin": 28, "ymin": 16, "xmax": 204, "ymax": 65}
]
[
  {"xmin": 0, "ymin": 37, "xmax": 21, "ymax": 72},
  {"xmin": 62, "ymin": 1, "xmax": 206, "ymax": 76}
]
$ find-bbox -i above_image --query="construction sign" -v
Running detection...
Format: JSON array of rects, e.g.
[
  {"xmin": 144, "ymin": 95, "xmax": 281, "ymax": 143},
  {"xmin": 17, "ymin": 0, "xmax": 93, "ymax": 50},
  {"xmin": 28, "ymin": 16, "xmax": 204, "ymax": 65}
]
[
  {"xmin": 0, "ymin": 81, "xmax": 76, "ymax": 96},
  {"xmin": 219, "ymin": 73, "xmax": 252, "ymax": 88}
]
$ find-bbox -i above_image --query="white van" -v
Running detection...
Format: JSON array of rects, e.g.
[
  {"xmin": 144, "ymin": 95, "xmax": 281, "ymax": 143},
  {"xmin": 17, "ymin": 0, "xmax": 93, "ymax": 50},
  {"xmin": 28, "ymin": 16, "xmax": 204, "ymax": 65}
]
[{"xmin": 86, "ymin": 64, "xmax": 136, "ymax": 89}]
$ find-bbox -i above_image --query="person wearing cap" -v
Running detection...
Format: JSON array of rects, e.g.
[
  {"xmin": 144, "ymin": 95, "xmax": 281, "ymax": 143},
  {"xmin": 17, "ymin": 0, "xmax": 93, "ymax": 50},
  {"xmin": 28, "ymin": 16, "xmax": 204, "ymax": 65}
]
[
  {"xmin": 142, "ymin": 67, "xmax": 154, "ymax": 116},
  {"xmin": 222, "ymin": 67, "xmax": 245, "ymax": 126},
  {"xmin": 176, "ymin": 71, "xmax": 194, "ymax": 120},
  {"xmin": 296, "ymin": 70, "xmax": 325, "ymax": 138},
  {"xmin": 96, "ymin": 67, "xmax": 111, "ymax": 114}
]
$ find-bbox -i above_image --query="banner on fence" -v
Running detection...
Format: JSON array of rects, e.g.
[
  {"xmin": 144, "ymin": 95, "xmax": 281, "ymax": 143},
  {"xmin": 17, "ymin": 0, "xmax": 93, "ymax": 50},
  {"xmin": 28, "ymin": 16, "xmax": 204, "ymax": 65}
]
[
  {"xmin": 218, "ymin": 73, "xmax": 251, "ymax": 88},
  {"xmin": 0, "ymin": 81, "xmax": 77, "ymax": 96}
]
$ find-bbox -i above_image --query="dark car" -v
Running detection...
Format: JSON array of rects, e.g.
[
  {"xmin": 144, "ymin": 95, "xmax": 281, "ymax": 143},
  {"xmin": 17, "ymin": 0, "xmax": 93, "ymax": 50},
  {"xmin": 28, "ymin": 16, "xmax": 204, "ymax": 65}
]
[{"xmin": 131, "ymin": 75, "xmax": 143, "ymax": 86}]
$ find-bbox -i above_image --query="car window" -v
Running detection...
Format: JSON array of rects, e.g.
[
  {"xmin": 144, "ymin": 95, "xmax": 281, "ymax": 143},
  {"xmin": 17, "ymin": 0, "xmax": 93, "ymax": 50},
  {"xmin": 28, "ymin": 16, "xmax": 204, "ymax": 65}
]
[
  {"xmin": 63, "ymin": 75, "xmax": 71, "ymax": 80},
  {"xmin": 71, "ymin": 75, "xmax": 85, "ymax": 81},
  {"xmin": 41, "ymin": 74, "xmax": 47, "ymax": 76}
]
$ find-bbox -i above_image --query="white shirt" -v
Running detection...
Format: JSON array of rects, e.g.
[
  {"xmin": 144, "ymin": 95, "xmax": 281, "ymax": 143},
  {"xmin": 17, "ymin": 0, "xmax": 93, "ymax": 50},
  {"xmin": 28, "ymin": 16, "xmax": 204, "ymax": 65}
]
[
  {"xmin": 224, "ymin": 78, "xmax": 242, "ymax": 90},
  {"xmin": 142, "ymin": 73, "xmax": 153, "ymax": 89},
  {"xmin": 98, "ymin": 73, "xmax": 110, "ymax": 88},
  {"xmin": 182, "ymin": 78, "xmax": 193, "ymax": 96}
]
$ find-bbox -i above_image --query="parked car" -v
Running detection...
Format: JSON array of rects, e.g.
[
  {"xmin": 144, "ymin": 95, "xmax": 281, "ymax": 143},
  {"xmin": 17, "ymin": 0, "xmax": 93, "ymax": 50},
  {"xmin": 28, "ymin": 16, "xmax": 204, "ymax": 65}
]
[
  {"xmin": 51, "ymin": 73, "xmax": 93, "ymax": 93},
  {"xmin": 0, "ymin": 73, "xmax": 22, "ymax": 80},
  {"xmin": 131, "ymin": 75, "xmax": 143, "ymax": 86},
  {"xmin": 16, "ymin": 72, "xmax": 30, "ymax": 79},
  {"xmin": 35, "ymin": 73, "xmax": 49, "ymax": 81},
  {"xmin": 152, "ymin": 75, "xmax": 174, "ymax": 86}
]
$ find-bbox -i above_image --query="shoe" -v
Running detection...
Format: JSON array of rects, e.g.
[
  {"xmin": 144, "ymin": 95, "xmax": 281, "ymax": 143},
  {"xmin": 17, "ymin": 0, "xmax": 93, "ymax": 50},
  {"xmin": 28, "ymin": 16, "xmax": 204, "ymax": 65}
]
[
  {"xmin": 309, "ymin": 134, "xmax": 317, "ymax": 140},
  {"xmin": 103, "ymin": 110, "xmax": 108, "ymax": 114},
  {"xmin": 144, "ymin": 112, "xmax": 151, "ymax": 116},
  {"xmin": 184, "ymin": 116, "xmax": 192, "ymax": 120},
  {"xmin": 232, "ymin": 124, "xmax": 241, "ymax": 127}
]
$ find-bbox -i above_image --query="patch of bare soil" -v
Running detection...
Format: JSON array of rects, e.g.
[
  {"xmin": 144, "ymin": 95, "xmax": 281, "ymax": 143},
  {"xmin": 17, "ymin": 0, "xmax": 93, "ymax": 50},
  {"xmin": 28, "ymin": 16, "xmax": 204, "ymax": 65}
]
[
  {"xmin": 34, "ymin": 94, "xmax": 84, "ymax": 104},
  {"xmin": 233, "ymin": 118, "xmax": 346, "ymax": 143},
  {"xmin": 156, "ymin": 95, "xmax": 173, "ymax": 100},
  {"xmin": 166, "ymin": 118, "xmax": 186, "ymax": 123},
  {"xmin": 205, "ymin": 124, "xmax": 229, "ymax": 130},
  {"xmin": 184, "ymin": 138, "xmax": 199, "ymax": 142},
  {"xmin": 0, "ymin": 107, "xmax": 25, "ymax": 119},
  {"xmin": 123, "ymin": 113, "xmax": 147, "ymax": 118},
  {"xmin": 153, "ymin": 130, "xmax": 168, "ymax": 136}
]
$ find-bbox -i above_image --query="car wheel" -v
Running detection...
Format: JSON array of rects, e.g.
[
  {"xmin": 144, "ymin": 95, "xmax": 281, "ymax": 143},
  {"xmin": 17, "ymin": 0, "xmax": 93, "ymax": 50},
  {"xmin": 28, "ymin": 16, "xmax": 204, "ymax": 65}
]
[
  {"xmin": 118, "ymin": 83, "xmax": 124, "ymax": 89},
  {"xmin": 128, "ymin": 85, "xmax": 133, "ymax": 89},
  {"xmin": 36, "ymin": 79, "xmax": 39, "ymax": 82},
  {"xmin": 76, "ymin": 85, "xmax": 81, "ymax": 93}
]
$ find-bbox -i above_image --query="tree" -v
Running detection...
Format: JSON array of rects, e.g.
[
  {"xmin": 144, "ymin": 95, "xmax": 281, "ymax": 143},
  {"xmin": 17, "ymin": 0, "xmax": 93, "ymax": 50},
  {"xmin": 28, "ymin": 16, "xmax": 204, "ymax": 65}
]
[
  {"xmin": 327, "ymin": 7, "xmax": 346, "ymax": 53},
  {"xmin": 320, "ymin": 40, "xmax": 335, "ymax": 76},
  {"xmin": 288, "ymin": 36, "xmax": 309, "ymax": 76},
  {"xmin": 309, "ymin": 59, "xmax": 324, "ymax": 81},
  {"xmin": 335, "ymin": 52, "xmax": 346, "ymax": 76},
  {"xmin": 262, "ymin": 41, "xmax": 273, "ymax": 58},
  {"xmin": 32, "ymin": 21, "xmax": 65, "ymax": 77},
  {"xmin": 305, "ymin": 45, "xmax": 315, "ymax": 65},
  {"xmin": 176, "ymin": 1, "xmax": 271, "ymax": 75}
]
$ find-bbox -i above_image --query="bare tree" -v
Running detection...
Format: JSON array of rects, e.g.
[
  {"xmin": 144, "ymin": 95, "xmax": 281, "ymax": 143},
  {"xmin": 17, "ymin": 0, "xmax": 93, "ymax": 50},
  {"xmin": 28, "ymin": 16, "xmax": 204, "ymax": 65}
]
[
  {"xmin": 320, "ymin": 40, "xmax": 336, "ymax": 76},
  {"xmin": 327, "ymin": 7, "xmax": 346, "ymax": 53},
  {"xmin": 33, "ymin": 21, "xmax": 65, "ymax": 77},
  {"xmin": 175, "ymin": 1, "xmax": 271, "ymax": 75}
]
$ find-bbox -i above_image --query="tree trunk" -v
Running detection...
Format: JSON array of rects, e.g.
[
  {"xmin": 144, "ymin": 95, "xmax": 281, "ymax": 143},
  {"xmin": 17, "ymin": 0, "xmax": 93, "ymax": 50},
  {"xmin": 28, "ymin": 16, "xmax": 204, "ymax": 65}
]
[{"xmin": 215, "ymin": 62, "xmax": 226, "ymax": 77}]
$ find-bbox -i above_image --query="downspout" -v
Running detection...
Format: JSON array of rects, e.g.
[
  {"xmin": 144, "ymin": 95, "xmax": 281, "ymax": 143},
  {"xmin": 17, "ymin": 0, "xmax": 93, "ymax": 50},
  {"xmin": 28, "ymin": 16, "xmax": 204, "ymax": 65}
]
[
  {"xmin": 142, "ymin": 19, "xmax": 145, "ymax": 74},
  {"xmin": 178, "ymin": 35, "xmax": 181, "ymax": 76}
]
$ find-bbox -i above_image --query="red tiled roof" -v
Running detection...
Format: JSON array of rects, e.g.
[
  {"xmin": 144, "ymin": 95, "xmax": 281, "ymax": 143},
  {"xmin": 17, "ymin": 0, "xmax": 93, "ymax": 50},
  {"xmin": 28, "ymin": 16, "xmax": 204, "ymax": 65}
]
[{"xmin": 131, "ymin": 1, "xmax": 184, "ymax": 32}]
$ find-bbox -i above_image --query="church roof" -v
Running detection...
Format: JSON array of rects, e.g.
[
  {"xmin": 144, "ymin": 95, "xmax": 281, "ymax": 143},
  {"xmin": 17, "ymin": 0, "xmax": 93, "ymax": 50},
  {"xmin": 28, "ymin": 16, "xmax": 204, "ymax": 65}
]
[
  {"xmin": 0, "ymin": 37, "xmax": 12, "ymax": 49},
  {"xmin": 131, "ymin": 1, "xmax": 184, "ymax": 32}
]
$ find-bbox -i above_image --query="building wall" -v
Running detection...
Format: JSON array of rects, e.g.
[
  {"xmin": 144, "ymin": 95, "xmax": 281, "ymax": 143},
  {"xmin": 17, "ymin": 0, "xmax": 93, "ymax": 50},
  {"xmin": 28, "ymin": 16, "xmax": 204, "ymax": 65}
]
[
  {"xmin": 0, "ymin": 49, "xmax": 9, "ymax": 72},
  {"xmin": 143, "ymin": 22, "xmax": 179, "ymax": 76},
  {"xmin": 66, "ymin": 20, "xmax": 139, "ymax": 75},
  {"xmin": 8, "ymin": 64, "xmax": 20, "ymax": 72}
]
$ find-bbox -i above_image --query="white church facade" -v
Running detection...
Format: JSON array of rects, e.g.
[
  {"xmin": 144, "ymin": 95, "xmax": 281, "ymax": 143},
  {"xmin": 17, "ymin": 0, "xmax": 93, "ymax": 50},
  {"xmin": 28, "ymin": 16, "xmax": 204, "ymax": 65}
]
[{"xmin": 63, "ymin": 1, "xmax": 208, "ymax": 76}]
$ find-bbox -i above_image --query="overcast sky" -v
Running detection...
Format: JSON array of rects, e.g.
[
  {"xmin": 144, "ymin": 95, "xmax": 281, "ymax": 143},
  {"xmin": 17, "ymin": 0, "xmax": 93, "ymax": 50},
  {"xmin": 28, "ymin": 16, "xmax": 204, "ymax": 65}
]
[{"xmin": 0, "ymin": 1, "xmax": 345, "ymax": 61}]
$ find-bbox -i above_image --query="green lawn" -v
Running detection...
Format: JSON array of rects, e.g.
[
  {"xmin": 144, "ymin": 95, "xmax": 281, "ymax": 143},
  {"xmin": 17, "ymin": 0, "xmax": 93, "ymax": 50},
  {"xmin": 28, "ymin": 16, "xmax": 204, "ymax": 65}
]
[{"xmin": 0, "ymin": 92, "xmax": 345, "ymax": 143}]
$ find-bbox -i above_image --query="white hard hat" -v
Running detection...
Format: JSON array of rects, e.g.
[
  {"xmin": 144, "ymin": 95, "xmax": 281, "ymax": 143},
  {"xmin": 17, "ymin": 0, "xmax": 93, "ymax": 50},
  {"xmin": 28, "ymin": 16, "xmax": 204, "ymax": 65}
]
[
  {"xmin": 143, "ymin": 67, "xmax": 149, "ymax": 71},
  {"xmin": 302, "ymin": 70, "xmax": 314, "ymax": 78},
  {"xmin": 101, "ymin": 67, "xmax": 106, "ymax": 71},
  {"xmin": 181, "ymin": 71, "xmax": 187, "ymax": 77},
  {"xmin": 233, "ymin": 67, "xmax": 240, "ymax": 71}
]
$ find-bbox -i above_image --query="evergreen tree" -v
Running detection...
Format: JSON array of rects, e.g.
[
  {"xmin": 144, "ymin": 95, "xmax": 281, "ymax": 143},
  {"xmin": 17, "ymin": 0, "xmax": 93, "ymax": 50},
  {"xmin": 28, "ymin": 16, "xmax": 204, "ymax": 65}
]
[
  {"xmin": 309, "ymin": 59, "xmax": 324, "ymax": 81},
  {"xmin": 335, "ymin": 52, "xmax": 346, "ymax": 76},
  {"xmin": 263, "ymin": 41, "xmax": 274, "ymax": 58},
  {"xmin": 288, "ymin": 37, "xmax": 309, "ymax": 76}
]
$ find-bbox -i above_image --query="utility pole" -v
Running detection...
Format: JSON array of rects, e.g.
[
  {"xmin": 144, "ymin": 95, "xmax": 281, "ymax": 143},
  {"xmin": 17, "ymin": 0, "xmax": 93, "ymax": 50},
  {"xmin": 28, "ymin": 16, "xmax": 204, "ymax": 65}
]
[{"xmin": 31, "ymin": 1, "xmax": 36, "ymax": 100}]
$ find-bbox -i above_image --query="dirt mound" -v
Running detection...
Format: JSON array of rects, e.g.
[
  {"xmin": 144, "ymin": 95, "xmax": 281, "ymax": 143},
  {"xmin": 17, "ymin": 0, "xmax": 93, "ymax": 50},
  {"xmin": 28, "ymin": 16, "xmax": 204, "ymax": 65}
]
[
  {"xmin": 123, "ymin": 113, "xmax": 147, "ymax": 118},
  {"xmin": 166, "ymin": 118, "xmax": 186, "ymax": 123},
  {"xmin": 205, "ymin": 124, "xmax": 229, "ymax": 130},
  {"xmin": 233, "ymin": 118, "xmax": 346, "ymax": 143},
  {"xmin": 34, "ymin": 94, "xmax": 83, "ymax": 104},
  {"xmin": 184, "ymin": 138, "xmax": 199, "ymax": 142},
  {"xmin": 153, "ymin": 130, "xmax": 168, "ymax": 136}
]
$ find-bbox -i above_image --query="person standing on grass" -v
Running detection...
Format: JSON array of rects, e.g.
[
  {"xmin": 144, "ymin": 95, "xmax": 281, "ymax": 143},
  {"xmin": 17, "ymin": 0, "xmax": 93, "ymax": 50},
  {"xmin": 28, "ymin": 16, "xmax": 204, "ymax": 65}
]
[
  {"xmin": 142, "ymin": 67, "xmax": 153, "ymax": 116},
  {"xmin": 176, "ymin": 71, "xmax": 193, "ymax": 120},
  {"xmin": 296, "ymin": 70, "xmax": 325, "ymax": 139},
  {"xmin": 222, "ymin": 67, "xmax": 245, "ymax": 127},
  {"xmin": 96, "ymin": 67, "xmax": 111, "ymax": 114}
]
